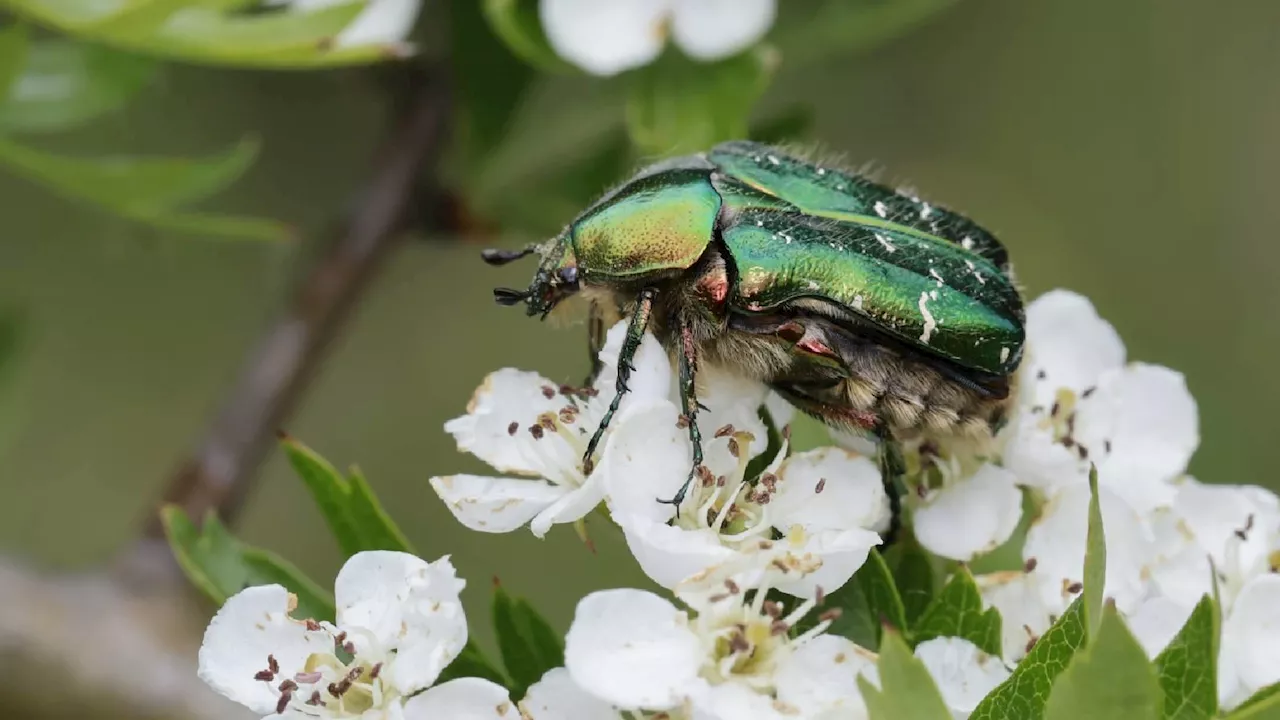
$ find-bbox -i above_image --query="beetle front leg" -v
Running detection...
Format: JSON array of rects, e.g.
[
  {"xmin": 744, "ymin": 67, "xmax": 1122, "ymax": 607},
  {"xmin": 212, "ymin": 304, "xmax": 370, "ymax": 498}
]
[
  {"xmin": 582, "ymin": 287, "xmax": 657, "ymax": 475},
  {"xmin": 658, "ymin": 318, "xmax": 703, "ymax": 513},
  {"xmin": 874, "ymin": 425, "xmax": 905, "ymax": 547}
]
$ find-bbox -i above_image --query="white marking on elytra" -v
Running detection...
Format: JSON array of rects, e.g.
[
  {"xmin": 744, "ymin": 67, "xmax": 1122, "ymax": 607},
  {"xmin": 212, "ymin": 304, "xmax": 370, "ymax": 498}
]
[
  {"xmin": 920, "ymin": 202, "xmax": 932, "ymax": 219},
  {"xmin": 853, "ymin": 294, "xmax": 864, "ymax": 310},
  {"xmin": 919, "ymin": 291, "xmax": 937, "ymax": 344},
  {"xmin": 875, "ymin": 234, "xmax": 897, "ymax": 252},
  {"xmin": 806, "ymin": 280, "xmax": 820, "ymax": 290},
  {"xmin": 961, "ymin": 236, "xmax": 975, "ymax": 250},
  {"xmin": 874, "ymin": 201, "xmax": 888, "ymax": 218},
  {"xmin": 767, "ymin": 154, "xmax": 780, "ymax": 166},
  {"xmin": 964, "ymin": 259, "xmax": 987, "ymax": 285},
  {"xmin": 1000, "ymin": 347, "xmax": 1010, "ymax": 363},
  {"xmin": 816, "ymin": 167, "xmax": 826, "ymax": 176},
  {"xmin": 756, "ymin": 220, "xmax": 764, "ymax": 227},
  {"xmin": 928, "ymin": 269, "xmax": 945, "ymax": 287}
]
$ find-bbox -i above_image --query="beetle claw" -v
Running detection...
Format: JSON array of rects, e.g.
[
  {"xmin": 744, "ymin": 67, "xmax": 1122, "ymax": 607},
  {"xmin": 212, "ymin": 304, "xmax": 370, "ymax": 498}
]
[{"xmin": 493, "ymin": 287, "xmax": 527, "ymax": 305}]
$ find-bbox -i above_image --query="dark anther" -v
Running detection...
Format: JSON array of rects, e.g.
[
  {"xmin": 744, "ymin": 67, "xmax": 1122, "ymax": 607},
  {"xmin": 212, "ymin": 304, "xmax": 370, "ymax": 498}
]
[
  {"xmin": 1024, "ymin": 557, "xmax": 1038, "ymax": 573},
  {"xmin": 714, "ymin": 424, "xmax": 735, "ymax": 438},
  {"xmin": 255, "ymin": 670, "xmax": 276, "ymax": 682},
  {"xmin": 529, "ymin": 424, "xmax": 545, "ymax": 440},
  {"xmin": 268, "ymin": 655, "xmax": 280, "ymax": 675},
  {"xmin": 541, "ymin": 385, "xmax": 556, "ymax": 399},
  {"xmin": 306, "ymin": 691, "xmax": 324, "ymax": 706},
  {"xmin": 342, "ymin": 641, "xmax": 356, "ymax": 655},
  {"xmin": 481, "ymin": 247, "xmax": 535, "ymax": 266},
  {"xmin": 276, "ymin": 692, "xmax": 291, "ymax": 714},
  {"xmin": 304, "ymin": 619, "xmax": 322, "ymax": 631},
  {"xmin": 770, "ymin": 620, "xmax": 790, "ymax": 636},
  {"xmin": 815, "ymin": 586, "xmax": 826, "ymax": 605},
  {"xmin": 814, "ymin": 478, "xmax": 826, "ymax": 494},
  {"xmin": 819, "ymin": 608, "xmax": 843, "ymax": 623},
  {"xmin": 369, "ymin": 663, "xmax": 383, "ymax": 680},
  {"xmin": 347, "ymin": 667, "xmax": 365, "ymax": 681},
  {"xmin": 278, "ymin": 679, "xmax": 298, "ymax": 693},
  {"xmin": 1082, "ymin": 386, "xmax": 1097, "ymax": 398},
  {"xmin": 762, "ymin": 600, "xmax": 782, "ymax": 618},
  {"xmin": 725, "ymin": 579, "xmax": 741, "ymax": 594},
  {"xmin": 295, "ymin": 671, "xmax": 323, "ymax": 684},
  {"xmin": 493, "ymin": 287, "xmax": 527, "ymax": 306},
  {"xmin": 727, "ymin": 438, "xmax": 741, "ymax": 457},
  {"xmin": 507, "ymin": 421, "xmax": 519, "ymax": 436},
  {"xmin": 1066, "ymin": 581, "xmax": 1084, "ymax": 594}
]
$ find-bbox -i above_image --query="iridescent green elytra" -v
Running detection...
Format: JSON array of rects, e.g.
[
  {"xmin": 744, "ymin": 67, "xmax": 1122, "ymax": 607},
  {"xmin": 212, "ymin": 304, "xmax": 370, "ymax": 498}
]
[{"xmin": 484, "ymin": 140, "xmax": 1025, "ymax": 510}]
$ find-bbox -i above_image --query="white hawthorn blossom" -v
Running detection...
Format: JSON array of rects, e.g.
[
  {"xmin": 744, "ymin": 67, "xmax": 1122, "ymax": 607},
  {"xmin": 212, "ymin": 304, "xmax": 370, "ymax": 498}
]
[
  {"xmin": 913, "ymin": 460, "xmax": 1022, "ymax": 562},
  {"xmin": 540, "ymin": 0, "xmax": 777, "ymax": 75},
  {"xmin": 604, "ymin": 393, "xmax": 888, "ymax": 596},
  {"xmin": 273, "ymin": 0, "xmax": 422, "ymax": 51},
  {"xmin": 430, "ymin": 322, "xmax": 671, "ymax": 537},
  {"xmin": 913, "ymin": 637, "xmax": 1011, "ymax": 720},
  {"xmin": 197, "ymin": 551, "xmax": 515, "ymax": 719},
  {"xmin": 562, "ymin": 554, "xmax": 878, "ymax": 720}
]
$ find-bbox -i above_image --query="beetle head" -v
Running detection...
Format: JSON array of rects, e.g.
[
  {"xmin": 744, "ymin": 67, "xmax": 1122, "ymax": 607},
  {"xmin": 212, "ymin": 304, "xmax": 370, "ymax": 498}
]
[{"xmin": 483, "ymin": 235, "xmax": 580, "ymax": 318}]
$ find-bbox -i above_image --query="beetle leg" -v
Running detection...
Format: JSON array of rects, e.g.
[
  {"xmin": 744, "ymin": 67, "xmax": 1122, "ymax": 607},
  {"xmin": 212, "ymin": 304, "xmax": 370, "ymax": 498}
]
[
  {"xmin": 874, "ymin": 425, "xmax": 905, "ymax": 547},
  {"xmin": 582, "ymin": 287, "xmax": 657, "ymax": 475},
  {"xmin": 657, "ymin": 318, "xmax": 703, "ymax": 513},
  {"xmin": 584, "ymin": 301, "xmax": 607, "ymax": 386}
]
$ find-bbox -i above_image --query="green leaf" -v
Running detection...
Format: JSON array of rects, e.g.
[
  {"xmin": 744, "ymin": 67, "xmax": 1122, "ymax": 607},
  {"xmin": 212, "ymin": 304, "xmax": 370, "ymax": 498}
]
[
  {"xmin": 492, "ymin": 584, "xmax": 564, "ymax": 698},
  {"xmin": 481, "ymin": 0, "xmax": 576, "ymax": 73},
  {"xmin": 626, "ymin": 46, "xmax": 779, "ymax": 157},
  {"xmin": 774, "ymin": 0, "xmax": 961, "ymax": 69},
  {"xmin": 1083, "ymin": 465, "xmax": 1107, "ymax": 638},
  {"xmin": 0, "ymin": 135, "xmax": 288, "ymax": 241},
  {"xmin": 0, "ymin": 23, "xmax": 31, "ymax": 100},
  {"xmin": 454, "ymin": 0, "xmax": 534, "ymax": 159},
  {"xmin": 886, "ymin": 535, "xmax": 935, "ymax": 628},
  {"xmin": 0, "ymin": 39, "xmax": 158, "ymax": 133},
  {"xmin": 281, "ymin": 435, "xmax": 415, "ymax": 558},
  {"xmin": 818, "ymin": 548, "xmax": 906, "ymax": 650},
  {"xmin": 743, "ymin": 403, "xmax": 784, "ymax": 482},
  {"xmin": 1044, "ymin": 603, "xmax": 1163, "ymax": 720},
  {"xmin": 969, "ymin": 598, "xmax": 1089, "ymax": 720},
  {"xmin": 1153, "ymin": 594, "xmax": 1219, "ymax": 720},
  {"xmin": 161, "ymin": 506, "xmax": 336, "ymax": 622},
  {"xmin": 858, "ymin": 629, "xmax": 952, "ymax": 720},
  {"xmin": 1226, "ymin": 684, "xmax": 1280, "ymax": 720},
  {"xmin": 913, "ymin": 567, "xmax": 1003, "ymax": 656},
  {"xmin": 436, "ymin": 640, "xmax": 510, "ymax": 688}
]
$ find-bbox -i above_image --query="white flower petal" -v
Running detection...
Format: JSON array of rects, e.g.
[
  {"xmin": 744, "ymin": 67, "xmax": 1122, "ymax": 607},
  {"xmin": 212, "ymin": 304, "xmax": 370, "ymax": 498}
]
[
  {"xmin": 1221, "ymin": 575, "xmax": 1280, "ymax": 694},
  {"xmin": 1171, "ymin": 477, "xmax": 1280, "ymax": 578},
  {"xmin": 689, "ymin": 680, "xmax": 787, "ymax": 720},
  {"xmin": 444, "ymin": 368, "xmax": 580, "ymax": 484},
  {"xmin": 530, "ymin": 472, "xmax": 606, "ymax": 538},
  {"xmin": 197, "ymin": 585, "xmax": 332, "ymax": 715},
  {"xmin": 600, "ymin": 398, "xmax": 689, "ymax": 524},
  {"xmin": 332, "ymin": 0, "xmax": 420, "ymax": 47},
  {"xmin": 1077, "ymin": 363, "xmax": 1198, "ymax": 513},
  {"xmin": 521, "ymin": 667, "xmax": 623, "ymax": 720},
  {"xmin": 914, "ymin": 637, "xmax": 1010, "ymax": 718},
  {"xmin": 774, "ymin": 634, "xmax": 876, "ymax": 719},
  {"xmin": 772, "ymin": 528, "xmax": 882, "ymax": 598},
  {"xmin": 1021, "ymin": 289, "xmax": 1125, "ymax": 407},
  {"xmin": 593, "ymin": 322, "xmax": 673, "ymax": 404},
  {"xmin": 764, "ymin": 389, "xmax": 796, "ymax": 429},
  {"xmin": 403, "ymin": 677, "xmax": 518, "ymax": 719},
  {"xmin": 771, "ymin": 448, "xmax": 890, "ymax": 534},
  {"xmin": 828, "ymin": 427, "xmax": 879, "ymax": 456},
  {"xmin": 565, "ymin": 589, "xmax": 702, "ymax": 710},
  {"xmin": 430, "ymin": 474, "xmax": 567, "ymax": 533},
  {"xmin": 618, "ymin": 514, "xmax": 736, "ymax": 589},
  {"xmin": 975, "ymin": 571, "xmax": 1053, "ymax": 663},
  {"xmin": 539, "ymin": 0, "xmax": 669, "ymax": 75},
  {"xmin": 915, "ymin": 464, "xmax": 1022, "ymax": 562},
  {"xmin": 1148, "ymin": 541, "xmax": 1215, "ymax": 611},
  {"xmin": 1127, "ymin": 596, "xmax": 1195, "ymax": 659},
  {"xmin": 334, "ymin": 552, "xmax": 467, "ymax": 695},
  {"xmin": 671, "ymin": 0, "xmax": 775, "ymax": 60},
  {"xmin": 1000, "ymin": 413, "xmax": 1087, "ymax": 493},
  {"xmin": 1023, "ymin": 484, "xmax": 1155, "ymax": 614}
]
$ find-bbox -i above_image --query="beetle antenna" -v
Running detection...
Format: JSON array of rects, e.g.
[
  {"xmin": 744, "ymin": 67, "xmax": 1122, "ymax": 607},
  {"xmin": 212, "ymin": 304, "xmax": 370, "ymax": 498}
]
[
  {"xmin": 481, "ymin": 245, "xmax": 537, "ymax": 266},
  {"xmin": 493, "ymin": 287, "xmax": 528, "ymax": 306}
]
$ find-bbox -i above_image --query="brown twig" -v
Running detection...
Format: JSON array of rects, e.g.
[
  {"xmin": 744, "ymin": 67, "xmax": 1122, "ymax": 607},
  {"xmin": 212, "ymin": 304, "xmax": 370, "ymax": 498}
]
[{"xmin": 120, "ymin": 63, "xmax": 453, "ymax": 581}]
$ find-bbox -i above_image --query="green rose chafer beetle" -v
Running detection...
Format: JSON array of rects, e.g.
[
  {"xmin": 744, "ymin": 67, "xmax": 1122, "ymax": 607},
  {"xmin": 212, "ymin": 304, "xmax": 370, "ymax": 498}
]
[{"xmin": 483, "ymin": 140, "xmax": 1025, "ymax": 510}]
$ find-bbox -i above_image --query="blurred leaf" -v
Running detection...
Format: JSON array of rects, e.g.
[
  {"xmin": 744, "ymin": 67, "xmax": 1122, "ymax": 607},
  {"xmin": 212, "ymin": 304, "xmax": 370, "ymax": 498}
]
[
  {"xmin": 0, "ymin": 311, "xmax": 24, "ymax": 458},
  {"xmin": 1153, "ymin": 594, "xmax": 1218, "ymax": 720},
  {"xmin": 482, "ymin": 0, "xmax": 575, "ymax": 74},
  {"xmin": 912, "ymin": 567, "xmax": 1002, "ymax": 656},
  {"xmin": 858, "ymin": 629, "xmax": 952, "ymax": 720},
  {"xmin": 0, "ymin": 134, "xmax": 289, "ymax": 241},
  {"xmin": 454, "ymin": 0, "xmax": 534, "ymax": 159},
  {"xmin": 1044, "ymin": 603, "xmax": 1162, "ymax": 720},
  {"xmin": 281, "ymin": 435, "xmax": 415, "ymax": 558},
  {"xmin": 969, "ymin": 598, "xmax": 1088, "ymax": 720},
  {"xmin": 436, "ymin": 641, "xmax": 509, "ymax": 688},
  {"xmin": 0, "ymin": 39, "xmax": 158, "ymax": 133},
  {"xmin": 775, "ymin": 0, "xmax": 961, "ymax": 69},
  {"xmin": 8, "ymin": 1, "xmax": 405, "ymax": 69},
  {"xmin": 626, "ymin": 45, "xmax": 779, "ymax": 156},
  {"xmin": 815, "ymin": 548, "xmax": 905, "ymax": 650},
  {"xmin": 493, "ymin": 583, "xmax": 564, "ymax": 698},
  {"xmin": 1084, "ymin": 466, "xmax": 1106, "ymax": 638},
  {"xmin": 1227, "ymin": 684, "xmax": 1280, "ymax": 720},
  {"xmin": 886, "ymin": 535, "xmax": 934, "ymax": 627},
  {"xmin": 0, "ymin": 23, "xmax": 31, "ymax": 99},
  {"xmin": 161, "ymin": 506, "xmax": 336, "ymax": 622},
  {"xmin": 749, "ymin": 104, "xmax": 816, "ymax": 145}
]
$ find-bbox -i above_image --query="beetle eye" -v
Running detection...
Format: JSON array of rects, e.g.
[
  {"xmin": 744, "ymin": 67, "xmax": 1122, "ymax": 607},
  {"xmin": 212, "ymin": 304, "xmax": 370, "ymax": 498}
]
[{"xmin": 557, "ymin": 266, "xmax": 579, "ymax": 288}]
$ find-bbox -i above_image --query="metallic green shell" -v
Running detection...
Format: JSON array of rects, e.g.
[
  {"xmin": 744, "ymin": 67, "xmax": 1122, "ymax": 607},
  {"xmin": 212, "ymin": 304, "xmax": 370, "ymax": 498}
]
[
  {"xmin": 708, "ymin": 140, "xmax": 1010, "ymax": 268},
  {"xmin": 569, "ymin": 167, "xmax": 721, "ymax": 281},
  {"xmin": 715, "ymin": 173, "xmax": 1023, "ymax": 376}
]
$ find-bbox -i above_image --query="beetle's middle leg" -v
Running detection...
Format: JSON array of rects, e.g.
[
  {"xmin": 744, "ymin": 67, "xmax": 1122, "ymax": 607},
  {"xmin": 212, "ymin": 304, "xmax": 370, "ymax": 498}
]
[
  {"xmin": 657, "ymin": 316, "xmax": 703, "ymax": 512},
  {"xmin": 583, "ymin": 300, "xmax": 607, "ymax": 387},
  {"xmin": 582, "ymin": 287, "xmax": 656, "ymax": 475}
]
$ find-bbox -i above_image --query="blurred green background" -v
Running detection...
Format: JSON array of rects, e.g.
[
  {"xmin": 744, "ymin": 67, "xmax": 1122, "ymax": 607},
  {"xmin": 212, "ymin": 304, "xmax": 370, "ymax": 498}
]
[{"xmin": 3, "ymin": 0, "xmax": 1279, "ymax": 644}]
